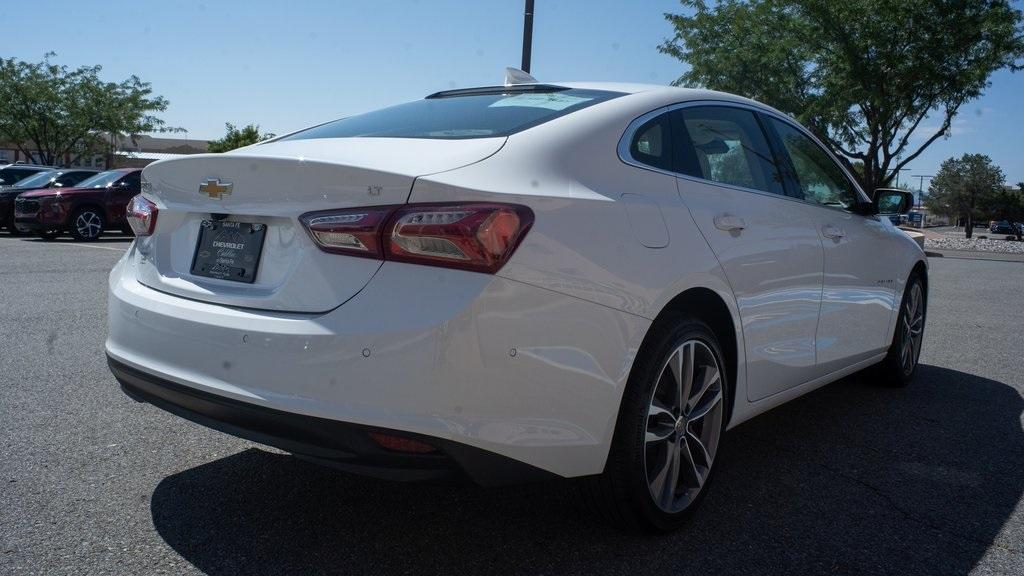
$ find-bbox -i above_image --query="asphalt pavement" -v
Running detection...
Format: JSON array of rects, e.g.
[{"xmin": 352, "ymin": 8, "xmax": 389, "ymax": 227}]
[{"xmin": 1, "ymin": 234, "xmax": 1022, "ymax": 575}]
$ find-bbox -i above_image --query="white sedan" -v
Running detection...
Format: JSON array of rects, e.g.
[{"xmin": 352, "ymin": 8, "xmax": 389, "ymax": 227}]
[{"xmin": 107, "ymin": 80, "xmax": 926, "ymax": 531}]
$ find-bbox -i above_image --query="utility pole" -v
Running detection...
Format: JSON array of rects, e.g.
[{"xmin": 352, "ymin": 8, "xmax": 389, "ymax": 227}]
[
  {"xmin": 521, "ymin": 0, "xmax": 535, "ymax": 73},
  {"xmin": 912, "ymin": 174, "xmax": 934, "ymax": 207},
  {"xmin": 894, "ymin": 168, "xmax": 911, "ymax": 188}
]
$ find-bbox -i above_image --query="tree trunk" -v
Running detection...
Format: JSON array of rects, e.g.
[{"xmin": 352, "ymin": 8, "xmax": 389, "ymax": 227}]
[{"xmin": 965, "ymin": 213, "xmax": 973, "ymax": 239}]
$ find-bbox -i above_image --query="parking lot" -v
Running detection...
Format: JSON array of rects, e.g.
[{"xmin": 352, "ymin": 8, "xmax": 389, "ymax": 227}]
[{"xmin": 1, "ymin": 235, "xmax": 1022, "ymax": 575}]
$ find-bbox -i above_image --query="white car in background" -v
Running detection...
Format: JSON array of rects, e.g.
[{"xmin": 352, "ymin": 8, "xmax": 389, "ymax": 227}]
[{"xmin": 107, "ymin": 77, "xmax": 926, "ymax": 531}]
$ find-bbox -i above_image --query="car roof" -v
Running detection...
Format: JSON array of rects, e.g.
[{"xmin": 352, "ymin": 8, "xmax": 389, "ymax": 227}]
[{"xmin": 430, "ymin": 81, "xmax": 782, "ymax": 116}]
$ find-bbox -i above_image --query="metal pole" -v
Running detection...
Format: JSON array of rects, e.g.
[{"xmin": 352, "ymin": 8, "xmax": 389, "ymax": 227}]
[{"xmin": 521, "ymin": 0, "xmax": 535, "ymax": 73}]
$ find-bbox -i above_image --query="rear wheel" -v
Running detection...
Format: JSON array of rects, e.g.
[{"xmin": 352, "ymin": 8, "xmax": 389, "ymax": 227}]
[
  {"xmin": 582, "ymin": 318, "xmax": 728, "ymax": 531},
  {"xmin": 71, "ymin": 208, "xmax": 105, "ymax": 241},
  {"xmin": 875, "ymin": 273, "xmax": 926, "ymax": 387}
]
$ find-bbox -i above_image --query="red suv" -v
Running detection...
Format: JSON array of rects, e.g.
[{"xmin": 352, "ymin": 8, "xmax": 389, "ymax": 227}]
[{"xmin": 15, "ymin": 169, "xmax": 142, "ymax": 241}]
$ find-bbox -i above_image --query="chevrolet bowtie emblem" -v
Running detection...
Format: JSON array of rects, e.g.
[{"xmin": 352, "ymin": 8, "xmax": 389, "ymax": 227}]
[{"xmin": 199, "ymin": 178, "xmax": 233, "ymax": 199}]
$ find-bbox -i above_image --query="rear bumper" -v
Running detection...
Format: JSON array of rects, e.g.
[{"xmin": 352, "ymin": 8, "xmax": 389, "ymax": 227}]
[
  {"xmin": 106, "ymin": 245, "xmax": 650, "ymax": 480},
  {"xmin": 109, "ymin": 356, "xmax": 553, "ymax": 485}
]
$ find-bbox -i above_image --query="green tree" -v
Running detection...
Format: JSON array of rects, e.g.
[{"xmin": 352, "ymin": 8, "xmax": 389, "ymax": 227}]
[
  {"xmin": 979, "ymin": 186, "xmax": 1024, "ymax": 239},
  {"xmin": 207, "ymin": 123, "xmax": 276, "ymax": 153},
  {"xmin": 660, "ymin": 0, "xmax": 1024, "ymax": 194},
  {"xmin": 924, "ymin": 154, "xmax": 1005, "ymax": 238},
  {"xmin": 0, "ymin": 53, "xmax": 175, "ymax": 167}
]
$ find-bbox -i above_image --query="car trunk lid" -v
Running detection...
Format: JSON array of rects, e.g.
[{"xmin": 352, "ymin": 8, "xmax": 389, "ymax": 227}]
[{"xmin": 134, "ymin": 137, "xmax": 505, "ymax": 313}]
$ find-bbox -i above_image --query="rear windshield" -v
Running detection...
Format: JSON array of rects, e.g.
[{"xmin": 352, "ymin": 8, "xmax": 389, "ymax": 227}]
[{"xmin": 281, "ymin": 87, "xmax": 623, "ymax": 141}]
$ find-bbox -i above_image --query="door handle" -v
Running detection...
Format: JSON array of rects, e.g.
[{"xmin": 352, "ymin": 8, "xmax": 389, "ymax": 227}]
[
  {"xmin": 713, "ymin": 214, "xmax": 746, "ymax": 231},
  {"xmin": 822, "ymin": 224, "xmax": 846, "ymax": 239}
]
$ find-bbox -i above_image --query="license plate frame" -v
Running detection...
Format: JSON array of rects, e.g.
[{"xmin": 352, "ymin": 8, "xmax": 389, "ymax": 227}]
[{"xmin": 190, "ymin": 219, "xmax": 267, "ymax": 284}]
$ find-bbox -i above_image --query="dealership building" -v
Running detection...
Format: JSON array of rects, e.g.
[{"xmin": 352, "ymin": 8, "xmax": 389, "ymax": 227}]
[{"xmin": 0, "ymin": 135, "xmax": 208, "ymax": 168}]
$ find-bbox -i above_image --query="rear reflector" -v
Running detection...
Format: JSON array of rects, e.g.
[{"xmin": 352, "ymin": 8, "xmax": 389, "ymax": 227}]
[
  {"xmin": 126, "ymin": 194, "xmax": 158, "ymax": 236},
  {"xmin": 300, "ymin": 203, "xmax": 533, "ymax": 273},
  {"xmin": 368, "ymin": 432, "xmax": 437, "ymax": 454}
]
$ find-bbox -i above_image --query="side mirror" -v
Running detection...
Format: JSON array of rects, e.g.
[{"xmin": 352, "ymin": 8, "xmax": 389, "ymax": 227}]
[{"xmin": 873, "ymin": 188, "xmax": 913, "ymax": 216}]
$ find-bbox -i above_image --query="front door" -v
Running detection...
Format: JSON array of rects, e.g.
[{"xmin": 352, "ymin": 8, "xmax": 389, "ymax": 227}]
[{"xmin": 763, "ymin": 117, "xmax": 897, "ymax": 374}]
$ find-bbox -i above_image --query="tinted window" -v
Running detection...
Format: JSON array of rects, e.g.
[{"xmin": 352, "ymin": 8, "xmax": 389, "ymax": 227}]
[
  {"xmin": 120, "ymin": 171, "xmax": 141, "ymax": 187},
  {"xmin": 54, "ymin": 171, "xmax": 94, "ymax": 187},
  {"xmin": 77, "ymin": 171, "xmax": 124, "ymax": 188},
  {"xmin": 282, "ymin": 88, "xmax": 623, "ymax": 141},
  {"xmin": 629, "ymin": 113, "xmax": 673, "ymax": 171},
  {"xmin": 677, "ymin": 107, "xmax": 784, "ymax": 195},
  {"xmin": 11, "ymin": 170, "xmax": 57, "ymax": 189},
  {"xmin": 767, "ymin": 118, "xmax": 859, "ymax": 210},
  {"xmin": 0, "ymin": 168, "xmax": 43, "ymax": 186}
]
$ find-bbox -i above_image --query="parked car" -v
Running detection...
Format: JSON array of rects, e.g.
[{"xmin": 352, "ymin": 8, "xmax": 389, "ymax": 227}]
[
  {"xmin": 13, "ymin": 169, "xmax": 141, "ymax": 241},
  {"xmin": 0, "ymin": 163, "xmax": 54, "ymax": 189},
  {"xmin": 106, "ymin": 81, "xmax": 926, "ymax": 531},
  {"xmin": 990, "ymin": 220, "xmax": 1015, "ymax": 234},
  {"xmin": 1, "ymin": 168, "xmax": 98, "ymax": 234}
]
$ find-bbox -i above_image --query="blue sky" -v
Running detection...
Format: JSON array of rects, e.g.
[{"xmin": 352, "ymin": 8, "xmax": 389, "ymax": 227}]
[{"xmin": 5, "ymin": 0, "xmax": 1023, "ymax": 186}]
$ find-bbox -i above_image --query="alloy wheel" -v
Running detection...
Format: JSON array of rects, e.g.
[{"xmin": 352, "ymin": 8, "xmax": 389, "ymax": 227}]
[
  {"xmin": 76, "ymin": 211, "xmax": 103, "ymax": 239},
  {"xmin": 899, "ymin": 282, "xmax": 924, "ymax": 375},
  {"xmin": 645, "ymin": 339, "xmax": 724, "ymax": 513}
]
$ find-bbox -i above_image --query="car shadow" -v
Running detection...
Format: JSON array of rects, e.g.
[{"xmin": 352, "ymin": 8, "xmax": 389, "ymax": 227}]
[{"xmin": 150, "ymin": 364, "xmax": 1023, "ymax": 575}]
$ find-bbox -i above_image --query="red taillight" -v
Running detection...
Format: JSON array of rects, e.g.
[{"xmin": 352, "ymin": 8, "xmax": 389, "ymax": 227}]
[
  {"xmin": 300, "ymin": 206, "xmax": 394, "ymax": 259},
  {"xmin": 300, "ymin": 203, "xmax": 534, "ymax": 274},
  {"xmin": 126, "ymin": 194, "xmax": 158, "ymax": 236}
]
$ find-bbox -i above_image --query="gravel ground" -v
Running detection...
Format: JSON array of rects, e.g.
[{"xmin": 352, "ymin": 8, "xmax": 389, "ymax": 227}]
[
  {"xmin": 2, "ymin": 235, "xmax": 1023, "ymax": 576},
  {"xmin": 925, "ymin": 236, "xmax": 1024, "ymax": 253}
]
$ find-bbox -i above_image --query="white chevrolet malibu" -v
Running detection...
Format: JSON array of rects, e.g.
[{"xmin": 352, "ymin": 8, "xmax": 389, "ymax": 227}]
[{"xmin": 107, "ymin": 80, "xmax": 926, "ymax": 531}]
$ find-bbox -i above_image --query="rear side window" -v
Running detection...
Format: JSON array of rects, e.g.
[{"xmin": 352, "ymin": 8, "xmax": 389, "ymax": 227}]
[
  {"xmin": 282, "ymin": 88, "xmax": 623, "ymax": 141},
  {"xmin": 629, "ymin": 113, "xmax": 673, "ymax": 171},
  {"xmin": 766, "ymin": 117, "xmax": 859, "ymax": 210},
  {"xmin": 676, "ymin": 106, "xmax": 784, "ymax": 195}
]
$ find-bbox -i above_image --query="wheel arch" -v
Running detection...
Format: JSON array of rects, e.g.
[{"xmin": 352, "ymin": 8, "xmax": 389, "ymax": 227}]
[{"xmin": 641, "ymin": 286, "xmax": 739, "ymax": 424}]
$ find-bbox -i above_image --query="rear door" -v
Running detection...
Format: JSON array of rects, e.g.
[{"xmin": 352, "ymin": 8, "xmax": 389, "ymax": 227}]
[
  {"xmin": 670, "ymin": 104, "xmax": 824, "ymax": 401},
  {"xmin": 762, "ymin": 116, "xmax": 897, "ymax": 373}
]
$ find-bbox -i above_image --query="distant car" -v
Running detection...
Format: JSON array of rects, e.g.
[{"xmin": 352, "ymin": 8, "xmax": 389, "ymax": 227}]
[
  {"xmin": 0, "ymin": 164, "xmax": 54, "ymax": 189},
  {"xmin": 1, "ymin": 168, "xmax": 98, "ymax": 234},
  {"xmin": 990, "ymin": 220, "xmax": 1014, "ymax": 234},
  {"xmin": 14, "ymin": 169, "xmax": 141, "ymax": 241}
]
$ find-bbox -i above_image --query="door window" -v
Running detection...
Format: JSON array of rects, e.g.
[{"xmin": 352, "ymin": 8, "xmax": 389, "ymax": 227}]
[
  {"xmin": 767, "ymin": 118, "xmax": 859, "ymax": 210},
  {"xmin": 676, "ymin": 106, "xmax": 785, "ymax": 195}
]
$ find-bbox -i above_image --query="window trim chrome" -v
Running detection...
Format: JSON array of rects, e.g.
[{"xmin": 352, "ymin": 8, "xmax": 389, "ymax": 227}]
[{"xmin": 616, "ymin": 99, "xmax": 873, "ymax": 214}]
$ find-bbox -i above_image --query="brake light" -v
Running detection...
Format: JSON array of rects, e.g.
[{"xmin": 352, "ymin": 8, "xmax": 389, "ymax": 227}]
[
  {"xmin": 126, "ymin": 195, "xmax": 158, "ymax": 236},
  {"xmin": 386, "ymin": 204, "xmax": 533, "ymax": 273},
  {"xmin": 299, "ymin": 203, "xmax": 533, "ymax": 273},
  {"xmin": 300, "ymin": 206, "xmax": 394, "ymax": 259}
]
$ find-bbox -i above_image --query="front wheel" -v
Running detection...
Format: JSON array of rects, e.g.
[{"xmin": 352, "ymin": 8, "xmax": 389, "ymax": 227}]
[
  {"xmin": 582, "ymin": 318, "xmax": 729, "ymax": 531},
  {"xmin": 875, "ymin": 274, "xmax": 926, "ymax": 387}
]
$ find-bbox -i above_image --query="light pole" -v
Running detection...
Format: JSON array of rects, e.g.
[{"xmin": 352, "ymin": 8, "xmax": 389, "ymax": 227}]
[
  {"xmin": 521, "ymin": 0, "xmax": 535, "ymax": 73},
  {"xmin": 912, "ymin": 174, "xmax": 934, "ymax": 207}
]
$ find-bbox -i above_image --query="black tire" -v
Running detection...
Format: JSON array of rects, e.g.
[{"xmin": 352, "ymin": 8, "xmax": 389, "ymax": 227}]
[
  {"xmin": 874, "ymin": 273, "xmax": 926, "ymax": 387},
  {"xmin": 37, "ymin": 230, "xmax": 60, "ymax": 240},
  {"xmin": 580, "ymin": 317, "xmax": 729, "ymax": 532},
  {"xmin": 70, "ymin": 207, "xmax": 105, "ymax": 242}
]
